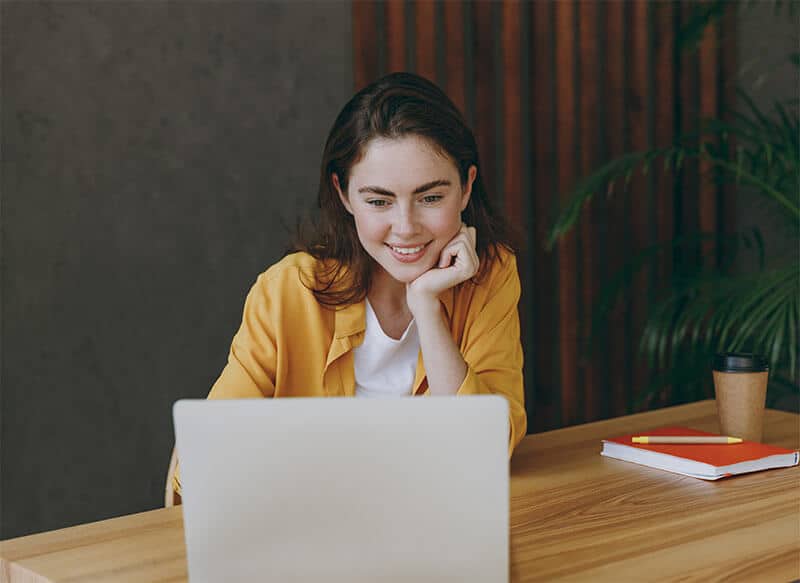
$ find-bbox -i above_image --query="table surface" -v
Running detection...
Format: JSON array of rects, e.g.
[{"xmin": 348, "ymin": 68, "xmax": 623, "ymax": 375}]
[{"xmin": 2, "ymin": 400, "xmax": 798, "ymax": 582}]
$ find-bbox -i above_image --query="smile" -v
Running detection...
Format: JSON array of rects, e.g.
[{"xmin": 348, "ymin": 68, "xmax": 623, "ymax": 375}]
[
  {"xmin": 390, "ymin": 244, "xmax": 425, "ymax": 254},
  {"xmin": 385, "ymin": 242, "xmax": 430, "ymax": 263}
]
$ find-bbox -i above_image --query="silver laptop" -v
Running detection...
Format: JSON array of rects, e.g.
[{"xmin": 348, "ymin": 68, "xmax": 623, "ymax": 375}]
[{"xmin": 172, "ymin": 396, "xmax": 509, "ymax": 582}]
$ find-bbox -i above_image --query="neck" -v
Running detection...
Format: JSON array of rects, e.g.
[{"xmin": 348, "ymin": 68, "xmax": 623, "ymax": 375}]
[{"xmin": 368, "ymin": 267, "xmax": 408, "ymax": 314}]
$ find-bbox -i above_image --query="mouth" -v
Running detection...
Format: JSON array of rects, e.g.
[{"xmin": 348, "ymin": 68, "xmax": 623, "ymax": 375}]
[{"xmin": 385, "ymin": 242, "xmax": 431, "ymax": 263}]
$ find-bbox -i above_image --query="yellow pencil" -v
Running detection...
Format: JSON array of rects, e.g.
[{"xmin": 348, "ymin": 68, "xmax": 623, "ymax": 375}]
[{"xmin": 632, "ymin": 436, "xmax": 742, "ymax": 444}]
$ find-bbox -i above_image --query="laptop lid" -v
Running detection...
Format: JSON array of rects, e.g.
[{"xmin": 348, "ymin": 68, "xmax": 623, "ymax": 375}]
[{"xmin": 173, "ymin": 395, "xmax": 509, "ymax": 583}]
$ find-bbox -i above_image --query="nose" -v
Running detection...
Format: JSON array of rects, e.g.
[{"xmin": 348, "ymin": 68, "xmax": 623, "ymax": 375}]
[{"xmin": 393, "ymin": 206, "xmax": 420, "ymax": 238}]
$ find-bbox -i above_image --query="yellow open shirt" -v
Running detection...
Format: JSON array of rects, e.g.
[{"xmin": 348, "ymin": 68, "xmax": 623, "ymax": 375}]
[{"xmin": 174, "ymin": 248, "xmax": 527, "ymax": 495}]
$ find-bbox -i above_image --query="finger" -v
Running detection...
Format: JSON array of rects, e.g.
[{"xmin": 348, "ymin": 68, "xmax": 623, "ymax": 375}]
[
  {"xmin": 438, "ymin": 244, "xmax": 460, "ymax": 268},
  {"xmin": 444, "ymin": 239, "xmax": 477, "ymax": 273}
]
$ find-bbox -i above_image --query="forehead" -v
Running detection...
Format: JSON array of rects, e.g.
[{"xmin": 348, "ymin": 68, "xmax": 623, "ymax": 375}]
[{"xmin": 349, "ymin": 136, "xmax": 458, "ymax": 189}]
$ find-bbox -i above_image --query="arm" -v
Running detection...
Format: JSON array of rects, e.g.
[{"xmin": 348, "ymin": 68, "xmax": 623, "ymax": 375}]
[
  {"xmin": 413, "ymin": 302, "xmax": 466, "ymax": 396},
  {"xmin": 407, "ymin": 226, "xmax": 527, "ymax": 455},
  {"xmin": 450, "ymin": 253, "xmax": 527, "ymax": 455},
  {"xmin": 406, "ymin": 224, "xmax": 478, "ymax": 395},
  {"xmin": 207, "ymin": 272, "xmax": 279, "ymax": 400}
]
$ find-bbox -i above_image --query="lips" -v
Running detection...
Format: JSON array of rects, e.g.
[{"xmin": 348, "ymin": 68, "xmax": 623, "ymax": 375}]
[{"xmin": 385, "ymin": 242, "xmax": 430, "ymax": 263}]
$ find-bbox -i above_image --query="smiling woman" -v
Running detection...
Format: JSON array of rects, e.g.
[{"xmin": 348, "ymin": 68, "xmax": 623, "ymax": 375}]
[{"xmin": 172, "ymin": 72, "xmax": 527, "ymax": 498}]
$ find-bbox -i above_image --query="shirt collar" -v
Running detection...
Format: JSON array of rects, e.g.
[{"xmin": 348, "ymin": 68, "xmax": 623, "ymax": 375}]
[{"xmin": 334, "ymin": 287, "xmax": 455, "ymax": 340}]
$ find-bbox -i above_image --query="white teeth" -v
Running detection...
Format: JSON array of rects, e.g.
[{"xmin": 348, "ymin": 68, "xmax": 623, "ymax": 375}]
[{"xmin": 391, "ymin": 245, "xmax": 424, "ymax": 255}]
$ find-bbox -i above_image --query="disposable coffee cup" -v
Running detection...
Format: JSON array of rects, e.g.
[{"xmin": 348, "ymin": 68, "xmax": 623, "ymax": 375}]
[{"xmin": 712, "ymin": 353, "xmax": 769, "ymax": 442}]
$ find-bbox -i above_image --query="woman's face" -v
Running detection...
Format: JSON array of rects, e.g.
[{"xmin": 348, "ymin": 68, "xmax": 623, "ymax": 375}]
[{"xmin": 335, "ymin": 136, "xmax": 476, "ymax": 284}]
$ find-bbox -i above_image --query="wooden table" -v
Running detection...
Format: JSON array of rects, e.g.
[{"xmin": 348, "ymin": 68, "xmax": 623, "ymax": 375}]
[{"xmin": 2, "ymin": 400, "xmax": 798, "ymax": 582}]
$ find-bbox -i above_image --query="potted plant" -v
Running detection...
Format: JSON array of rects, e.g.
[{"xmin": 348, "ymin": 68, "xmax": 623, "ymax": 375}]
[{"xmin": 548, "ymin": 7, "xmax": 799, "ymax": 409}]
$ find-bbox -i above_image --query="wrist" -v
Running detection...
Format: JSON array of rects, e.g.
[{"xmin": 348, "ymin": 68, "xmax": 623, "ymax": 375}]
[{"xmin": 408, "ymin": 294, "xmax": 441, "ymax": 320}]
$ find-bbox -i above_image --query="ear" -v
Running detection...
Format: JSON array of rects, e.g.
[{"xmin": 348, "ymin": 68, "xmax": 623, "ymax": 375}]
[
  {"xmin": 332, "ymin": 173, "xmax": 353, "ymax": 215},
  {"xmin": 460, "ymin": 165, "xmax": 477, "ymax": 212}
]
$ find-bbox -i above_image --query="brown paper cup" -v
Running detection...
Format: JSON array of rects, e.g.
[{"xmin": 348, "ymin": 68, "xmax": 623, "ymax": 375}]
[{"xmin": 713, "ymin": 370, "xmax": 769, "ymax": 442}]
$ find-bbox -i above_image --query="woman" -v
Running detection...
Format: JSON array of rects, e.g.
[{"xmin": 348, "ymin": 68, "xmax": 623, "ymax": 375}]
[{"xmin": 173, "ymin": 72, "xmax": 526, "ymax": 497}]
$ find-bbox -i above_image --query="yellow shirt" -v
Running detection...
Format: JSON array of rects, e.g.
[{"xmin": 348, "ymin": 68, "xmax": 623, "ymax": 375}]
[{"xmin": 173, "ymin": 248, "xmax": 527, "ymax": 496}]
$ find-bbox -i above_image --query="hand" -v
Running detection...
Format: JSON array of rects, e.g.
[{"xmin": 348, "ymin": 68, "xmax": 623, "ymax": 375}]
[{"xmin": 406, "ymin": 224, "xmax": 479, "ymax": 316}]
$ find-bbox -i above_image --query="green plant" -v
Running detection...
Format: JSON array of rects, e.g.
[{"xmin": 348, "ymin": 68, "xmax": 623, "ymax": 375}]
[{"xmin": 548, "ymin": 28, "xmax": 799, "ymax": 408}]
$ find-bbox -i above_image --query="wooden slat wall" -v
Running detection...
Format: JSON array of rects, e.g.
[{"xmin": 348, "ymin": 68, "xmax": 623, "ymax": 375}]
[
  {"xmin": 628, "ymin": 1, "xmax": 652, "ymax": 409},
  {"xmin": 605, "ymin": 1, "xmax": 630, "ymax": 419},
  {"xmin": 530, "ymin": 0, "xmax": 558, "ymax": 431},
  {"xmin": 352, "ymin": 0, "xmax": 735, "ymax": 432},
  {"xmin": 578, "ymin": 0, "xmax": 600, "ymax": 423},
  {"xmin": 653, "ymin": 1, "xmax": 676, "ymax": 406}
]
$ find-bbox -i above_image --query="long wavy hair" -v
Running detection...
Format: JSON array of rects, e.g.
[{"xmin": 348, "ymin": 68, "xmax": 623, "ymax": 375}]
[{"xmin": 292, "ymin": 72, "xmax": 517, "ymax": 307}]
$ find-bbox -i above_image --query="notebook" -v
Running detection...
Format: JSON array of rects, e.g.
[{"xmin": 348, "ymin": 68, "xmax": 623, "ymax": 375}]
[
  {"xmin": 173, "ymin": 396, "xmax": 510, "ymax": 583},
  {"xmin": 601, "ymin": 426, "xmax": 799, "ymax": 480}
]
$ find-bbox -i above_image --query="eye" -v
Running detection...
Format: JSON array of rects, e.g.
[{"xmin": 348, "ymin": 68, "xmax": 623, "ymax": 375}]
[
  {"xmin": 366, "ymin": 199, "xmax": 390, "ymax": 207},
  {"xmin": 421, "ymin": 194, "xmax": 443, "ymax": 204}
]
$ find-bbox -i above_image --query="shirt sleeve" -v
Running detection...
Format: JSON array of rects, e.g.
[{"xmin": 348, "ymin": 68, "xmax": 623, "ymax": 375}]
[
  {"xmin": 455, "ymin": 252, "xmax": 527, "ymax": 457},
  {"xmin": 207, "ymin": 273, "xmax": 278, "ymax": 400}
]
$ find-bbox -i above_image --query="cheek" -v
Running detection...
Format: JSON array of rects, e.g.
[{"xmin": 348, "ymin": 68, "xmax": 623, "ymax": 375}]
[
  {"xmin": 428, "ymin": 208, "xmax": 463, "ymax": 239},
  {"xmin": 352, "ymin": 211, "xmax": 389, "ymax": 243}
]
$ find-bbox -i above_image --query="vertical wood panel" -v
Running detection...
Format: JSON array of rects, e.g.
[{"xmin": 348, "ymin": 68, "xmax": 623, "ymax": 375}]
[
  {"xmin": 653, "ymin": 1, "xmax": 676, "ymax": 408},
  {"xmin": 654, "ymin": 1, "xmax": 675, "ymax": 322},
  {"xmin": 352, "ymin": 0, "xmax": 736, "ymax": 431},
  {"xmin": 680, "ymin": 1, "xmax": 700, "ymax": 266},
  {"xmin": 353, "ymin": 1, "xmax": 378, "ymax": 90},
  {"xmin": 604, "ymin": 0, "xmax": 629, "ymax": 417},
  {"xmin": 443, "ymin": 1, "xmax": 466, "ymax": 116},
  {"xmin": 414, "ymin": 1, "xmax": 437, "ymax": 81},
  {"xmin": 698, "ymin": 3, "xmax": 719, "ymax": 265},
  {"xmin": 473, "ymin": 1, "xmax": 496, "ymax": 204},
  {"xmin": 555, "ymin": 0, "xmax": 578, "ymax": 426},
  {"xmin": 578, "ymin": 0, "xmax": 600, "ymax": 421},
  {"xmin": 628, "ymin": 0, "xmax": 652, "ymax": 408},
  {"xmin": 720, "ymin": 2, "xmax": 738, "ymax": 249},
  {"xmin": 385, "ymin": 0, "xmax": 406, "ymax": 73},
  {"xmin": 502, "ymin": 0, "xmax": 522, "ymax": 229},
  {"xmin": 531, "ymin": 0, "xmax": 558, "ymax": 432}
]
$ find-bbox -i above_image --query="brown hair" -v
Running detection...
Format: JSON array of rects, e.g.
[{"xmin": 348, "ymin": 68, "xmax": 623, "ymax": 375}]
[{"xmin": 292, "ymin": 72, "xmax": 517, "ymax": 307}]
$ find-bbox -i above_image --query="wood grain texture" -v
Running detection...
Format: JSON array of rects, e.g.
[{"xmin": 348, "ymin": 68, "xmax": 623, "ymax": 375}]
[
  {"xmin": 698, "ymin": 1, "xmax": 719, "ymax": 266},
  {"xmin": 653, "ymin": 0, "xmax": 675, "ymax": 333},
  {"xmin": 0, "ymin": 506, "xmax": 186, "ymax": 583},
  {"xmin": 351, "ymin": 0, "xmax": 739, "ymax": 431},
  {"xmin": 353, "ymin": 1, "xmax": 379, "ymax": 90},
  {"xmin": 627, "ymin": 0, "xmax": 652, "ymax": 409},
  {"xmin": 508, "ymin": 401, "xmax": 800, "ymax": 581},
  {"xmin": 719, "ymin": 2, "xmax": 738, "ymax": 245},
  {"xmin": 414, "ymin": 0, "xmax": 436, "ymax": 82},
  {"xmin": 472, "ymin": 0, "xmax": 496, "ymax": 204},
  {"xmin": 554, "ymin": 0, "xmax": 579, "ymax": 426},
  {"xmin": 679, "ymin": 1, "xmax": 700, "ymax": 279},
  {"xmin": 385, "ymin": 0, "xmax": 406, "ymax": 73},
  {"xmin": 604, "ymin": 0, "xmax": 630, "ymax": 419},
  {"xmin": 502, "ymin": 0, "xmax": 522, "ymax": 231},
  {"xmin": 578, "ymin": 0, "xmax": 600, "ymax": 422},
  {"xmin": 2, "ymin": 402, "xmax": 797, "ymax": 582},
  {"xmin": 443, "ymin": 1, "xmax": 466, "ymax": 116},
  {"xmin": 530, "ymin": 0, "xmax": 558, "ymax": 432}
]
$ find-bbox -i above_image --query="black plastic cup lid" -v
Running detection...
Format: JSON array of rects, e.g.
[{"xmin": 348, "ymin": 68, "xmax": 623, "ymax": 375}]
[{"xmin": 713, "ymin": 352, "xmax": 769, "ymax": 373}]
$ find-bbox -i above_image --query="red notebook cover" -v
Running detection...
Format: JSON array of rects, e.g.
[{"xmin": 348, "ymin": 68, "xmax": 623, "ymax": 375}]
[
  {"xmin": 604, "ymin": 426, "xmax": 798, "ymax": 466},
  {"xmin": 601, "ymin": 426, "xmax": 800, "ymax": 480}
]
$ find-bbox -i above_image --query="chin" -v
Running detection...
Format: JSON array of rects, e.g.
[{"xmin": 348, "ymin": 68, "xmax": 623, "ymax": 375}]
[
  {"xmin": 372, "ymin": 252, "xmax": 436, "ymax": 284},
  {"xmin": 381, "ymin": 264, "xmax": 428, "ymax": 284}
]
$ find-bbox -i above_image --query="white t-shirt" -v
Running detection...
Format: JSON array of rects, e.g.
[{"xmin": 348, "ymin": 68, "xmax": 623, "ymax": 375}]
[{"xmin": 354, "ymin": 299, "xmax": 420, "ymax": 398}]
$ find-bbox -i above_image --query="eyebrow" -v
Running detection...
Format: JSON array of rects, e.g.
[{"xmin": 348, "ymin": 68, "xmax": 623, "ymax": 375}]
[{"xmin": 356, "ymin": 179, "xmax": 452, "ymax": 196}]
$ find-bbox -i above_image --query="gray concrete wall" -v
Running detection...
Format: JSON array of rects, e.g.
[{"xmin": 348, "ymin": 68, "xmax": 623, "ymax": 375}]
[
  {"xmin": 736, "ymin": 4, "xmax": 800, "ymax": 412},
  {"xmin": 736, "ymin": 4, "xmax": 799, "ymax": 270},
  {"xmin": 2, "ymin": 1, "xmax": 352, "ymax": 538}
]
